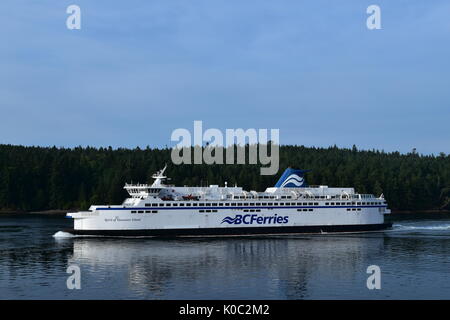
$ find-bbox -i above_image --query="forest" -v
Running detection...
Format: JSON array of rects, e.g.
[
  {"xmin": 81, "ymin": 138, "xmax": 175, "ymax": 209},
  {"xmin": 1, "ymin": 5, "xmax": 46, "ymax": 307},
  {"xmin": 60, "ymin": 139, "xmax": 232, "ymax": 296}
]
[{"xmin": 0, "ymin": 143, "xmax": 449, "ymax": 212}]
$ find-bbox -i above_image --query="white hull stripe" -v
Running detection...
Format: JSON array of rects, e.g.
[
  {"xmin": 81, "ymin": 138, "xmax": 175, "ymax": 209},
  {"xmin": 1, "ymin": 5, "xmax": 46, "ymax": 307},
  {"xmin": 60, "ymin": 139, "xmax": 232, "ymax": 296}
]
[{"xmin": 93, "ymin": 205, "xmax": 388, "ymax": 211}]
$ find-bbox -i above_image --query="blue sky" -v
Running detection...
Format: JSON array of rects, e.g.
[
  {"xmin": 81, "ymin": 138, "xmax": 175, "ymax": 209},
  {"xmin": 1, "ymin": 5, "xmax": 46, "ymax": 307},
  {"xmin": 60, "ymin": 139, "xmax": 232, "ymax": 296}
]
[{"xmin": 1, "ymin": 0, "xmax": 449, "ymax": 154}]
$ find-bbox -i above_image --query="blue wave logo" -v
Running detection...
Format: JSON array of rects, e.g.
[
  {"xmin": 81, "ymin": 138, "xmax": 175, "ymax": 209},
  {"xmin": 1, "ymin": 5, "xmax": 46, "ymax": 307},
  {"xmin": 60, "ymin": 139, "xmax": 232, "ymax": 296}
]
[
  {"xmin": 274, "ymin": 168, "xmax": 310, "ymax": 188},
  {"xmin": 280, "ymin": 174, "xmax": 304, "ymax": 187},
  {"xmin": 222, "ymin": 216, "xmax": 239, "ymax": 224}
]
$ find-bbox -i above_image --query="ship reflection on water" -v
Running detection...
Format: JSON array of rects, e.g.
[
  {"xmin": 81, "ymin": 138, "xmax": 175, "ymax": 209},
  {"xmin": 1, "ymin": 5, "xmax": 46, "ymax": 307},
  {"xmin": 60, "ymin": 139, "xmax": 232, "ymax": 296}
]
[
  {"xmin": 66, "ymin": 235, "xmax": 387, "ymax": 299},
  {"xmin": 2, "ymin": 214, "xmax": 450, "ymax": 299}
]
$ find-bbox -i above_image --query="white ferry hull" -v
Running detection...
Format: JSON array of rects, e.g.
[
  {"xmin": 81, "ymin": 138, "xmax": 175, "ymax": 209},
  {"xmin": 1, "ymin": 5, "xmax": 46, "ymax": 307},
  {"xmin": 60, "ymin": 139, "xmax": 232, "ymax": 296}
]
[
  {"xmin": 66, "ymin": 223, "xmax": 392, "ymax": 237},
  {"xmin": 67, "ymin": 205, "xmax": 391, "ymax": 237}
]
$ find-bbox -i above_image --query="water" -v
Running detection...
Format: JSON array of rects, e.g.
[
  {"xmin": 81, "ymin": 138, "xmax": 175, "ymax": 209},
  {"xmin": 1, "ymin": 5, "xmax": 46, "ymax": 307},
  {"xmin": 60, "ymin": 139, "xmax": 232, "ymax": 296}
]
[{"xmin": 0, "ymin": 213, "xmax": 449, "ymax": 299}]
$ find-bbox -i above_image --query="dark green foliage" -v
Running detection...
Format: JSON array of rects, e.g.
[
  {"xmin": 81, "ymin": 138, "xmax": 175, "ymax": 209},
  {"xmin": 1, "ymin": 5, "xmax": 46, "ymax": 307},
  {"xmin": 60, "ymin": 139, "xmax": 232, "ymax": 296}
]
[{"xmin": 0, "ymin": 144, "xmax": 449, "ymax": 211}]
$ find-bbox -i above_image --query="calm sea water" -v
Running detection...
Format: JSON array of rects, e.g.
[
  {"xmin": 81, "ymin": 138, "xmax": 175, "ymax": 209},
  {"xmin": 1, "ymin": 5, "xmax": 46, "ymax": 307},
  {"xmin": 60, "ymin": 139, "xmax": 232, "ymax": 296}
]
[{"xmin": 0, "ymin": 213, "xmax": 449, "ymax": 299}]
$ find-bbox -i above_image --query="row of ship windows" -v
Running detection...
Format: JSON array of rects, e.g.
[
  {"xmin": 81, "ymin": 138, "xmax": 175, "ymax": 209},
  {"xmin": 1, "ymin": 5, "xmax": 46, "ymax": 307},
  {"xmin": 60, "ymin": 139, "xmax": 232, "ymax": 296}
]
[
  {"xmin": 232, "ymin": 195, "xmax": 367, "ymax": 200},
  {"xmin": 199, "ymin": 208, "xmax": 364, "ymax": 213},
  {"xmin": 232, "ymin": 195, "xmax": 290, "ymax": 199},
  {"xmin": 130, "ymin": 208, "xmax": 365, "ymax": 214},
  {"xmin": 144, "ymin": 201, "xmax": 382, "ymax": 207}
]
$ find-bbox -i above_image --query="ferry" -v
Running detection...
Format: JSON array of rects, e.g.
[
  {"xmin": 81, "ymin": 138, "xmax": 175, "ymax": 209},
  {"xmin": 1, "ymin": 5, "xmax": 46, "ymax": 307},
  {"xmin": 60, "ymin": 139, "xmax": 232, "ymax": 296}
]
[{"xmin": 66, "ymin": 166, "xmax": 392, "ymax": 237}]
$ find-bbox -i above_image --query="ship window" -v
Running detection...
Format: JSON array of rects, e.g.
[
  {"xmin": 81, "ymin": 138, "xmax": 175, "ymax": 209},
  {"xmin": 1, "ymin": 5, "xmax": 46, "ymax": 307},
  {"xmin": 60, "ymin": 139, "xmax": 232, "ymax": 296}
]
[
  {"xmin": 213, "ymin": 210, "xmax": 218, "ymax": 213},
  {"xmin": 268, "ymin": 203, "xmax": 273, "ymax": 206},
  {"xmin": 212, "ymin": 203, "xmax": 218, "ymax": 206},
  {"xmin": 205, "ymin": 203, "xmax": 211, "ymax": 207},
  {"xmin": 131, "ymin": 211, "xmax": 136, "ymax": 213},
  {"xmin": 357, "ymin": 208, "xmax": 361, "ymax": 211},
  {"xmin": 244, "ymin": 209, "xmax": 249, "ymax": 212},
  {"xmin": 179, "ymin": 203, "xmax": 184, "ymax": 207},
  {"xmin": 145, "ymin": 203, "xmax": 151, "ymax": 207},
  {"xmin": 347, "ymin": 208, "xmax": 351, "ymax": 211},
  {"xmin": 145, "ymin": 210, "xmax": 150, "ymax": 213},
  {"xmin": 186, "ymin": 203, "xmax": 191, "ymax": 207},
  {"xmin": 138, "ymin": 211, "xmax": 144, "ymax": 213},
  {"xmin": 199, "ymin": 203, "xmax": 205, "ymax": 206},
  {"xmin": 199, "ymin": 210, "xmax": 204, "ymax": 213},
  {"xmin": 309, "ymin": 209, "xmax": 313, "ymax": 211},
  {"xmin": 172, "ymin": 203, "xmax": 177, "ymax": 207},
  {"xmin": 325, "ymin": 202, "xmax": 329, "ymax": 205},
  {"xmin": 314, "ymin": 203, "xmax": 319, "ymax": 206},
  {"xmin": 152, "ymin": 210, "xmax": 158, "ymax": 213},
  {"xmin": 159, "ymin": 203, "xmax": 164, "ymax": 206},
  {"xmin": 250, "ymin": 203, "xmax": 255, "ymax": 206},
  {"xmin": 206, "ymin": 210, "xmax": 211, "ymax": 213},
  {"xmin": 231, "ymin": 203, "xmax": 236, "ymax": 206},
  {"xmin": 151, "ymin": 204, "xmax": 157, "ymax": 207}
]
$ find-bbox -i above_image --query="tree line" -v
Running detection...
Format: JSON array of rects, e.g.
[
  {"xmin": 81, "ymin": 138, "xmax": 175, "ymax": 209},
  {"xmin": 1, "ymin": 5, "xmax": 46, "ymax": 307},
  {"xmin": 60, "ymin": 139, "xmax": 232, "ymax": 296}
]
[{"xmin": 0, "ymin": 144, "xmax": 449, "ymax": 212}]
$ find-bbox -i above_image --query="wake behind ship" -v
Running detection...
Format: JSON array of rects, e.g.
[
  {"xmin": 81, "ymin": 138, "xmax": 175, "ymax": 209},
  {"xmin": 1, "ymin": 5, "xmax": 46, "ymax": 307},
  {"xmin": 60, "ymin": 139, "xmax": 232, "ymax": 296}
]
[{"xmin": 66, "ymin": 166, "xmax": 392, "ymax": 237}]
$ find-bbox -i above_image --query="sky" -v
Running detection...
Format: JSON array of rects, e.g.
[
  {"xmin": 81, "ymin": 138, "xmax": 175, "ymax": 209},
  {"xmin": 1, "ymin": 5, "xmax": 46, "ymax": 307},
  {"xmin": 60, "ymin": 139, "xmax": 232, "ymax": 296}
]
[{"xmin": 1, "ymin": 0, "xmax": 449, "ymax": 154}]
